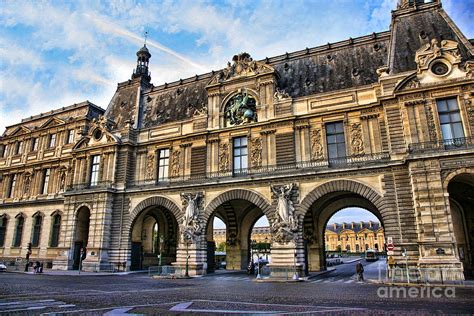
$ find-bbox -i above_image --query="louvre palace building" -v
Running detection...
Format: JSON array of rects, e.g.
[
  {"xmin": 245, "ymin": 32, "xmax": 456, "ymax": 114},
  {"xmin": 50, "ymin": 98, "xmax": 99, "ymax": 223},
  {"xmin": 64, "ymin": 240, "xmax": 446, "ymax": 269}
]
[{"xmin": 0, "ymin": 0, "xmax": 473, "ymax": 279}]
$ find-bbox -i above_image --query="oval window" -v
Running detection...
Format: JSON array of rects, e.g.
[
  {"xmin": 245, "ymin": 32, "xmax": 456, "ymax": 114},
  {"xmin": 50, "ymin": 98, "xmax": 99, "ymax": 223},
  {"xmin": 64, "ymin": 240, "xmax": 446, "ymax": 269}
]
[{"xmin": 431, "ymin": 62, "xmax": 449, "ymax": 76}]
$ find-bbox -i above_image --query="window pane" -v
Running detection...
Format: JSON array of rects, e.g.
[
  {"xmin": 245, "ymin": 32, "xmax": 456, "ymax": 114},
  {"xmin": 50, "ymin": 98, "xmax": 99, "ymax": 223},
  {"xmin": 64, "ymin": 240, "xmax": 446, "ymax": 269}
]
[
  {"xmin": 234, "ymin": 138, "xmax": 240, "ymax": 147},
  {"xmin": 234, "ymin": 148, "xmax": 240, "ymax": 156},
  {"xmin": 335, "ymin": 123, "xmax": 344, "ymax": 133},
  {"xmin": 439, "ymin": 114, "xmax": 450, "ymax": 124},
  {"xmin": 450, "ymin": 112, "xmax": 461, "ymax": 122},
  {"xmin": 336, "ymin": 134, "xmax": 345, "ymax": 142},
  {"xmin": 241, "ymin": 147, "xmax": 247, "ymax": 155},
  {"xmin": 437, "ymin": 100, "xmax": 448, "ymax": 112},
  {"xmin": 241, "ymin": 156, "xmax": 248, "ymax": 169},
  {"xmin": 328, "ymin": 145, "xmax": 337, "ymax": 159},
  {"xmin": 440, "ymin": 124, "xmax": 453, "ymax": 140},
  {"xmin": 447, "ymin": 98, "xmax": 459, "ymax": 111},
  {"xmin": 241, "ymin": 137, "xmax": 247, "ymax": 146},
  {"xmin": 452, "ymin": 123, "xmax": 465, "ymax": 138},
  {"xmin": 337, "ymin": 143, "xmax": 346, "ymax": 156},
  {"xmin": 327, "ymin": 135, "xmax": 336, "ymax": 144}
]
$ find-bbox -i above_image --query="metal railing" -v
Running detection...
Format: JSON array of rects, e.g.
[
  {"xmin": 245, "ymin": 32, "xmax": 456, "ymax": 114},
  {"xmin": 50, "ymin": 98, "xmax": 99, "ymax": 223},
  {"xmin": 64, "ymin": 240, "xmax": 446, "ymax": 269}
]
[
  {"xmin": 408, "ymin": 136, "xmax": 474, "ymax": 153},
  {"xmin": 129, "ymin": 152, "xmax": 390, "ymax": 188}
]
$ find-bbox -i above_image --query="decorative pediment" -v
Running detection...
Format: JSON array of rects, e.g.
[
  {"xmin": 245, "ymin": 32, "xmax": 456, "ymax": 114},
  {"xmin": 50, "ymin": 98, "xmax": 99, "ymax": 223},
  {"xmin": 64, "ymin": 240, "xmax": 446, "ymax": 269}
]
[
  {"xmin": 39, "ymin": 117, "xmax": 65, "ymax": 129},
  {"xmin": 73, "ymin": 115, "xmax": 121, "ymax": 150},
  {"xmin": 208, "ymin": 52, "xmax": 275, "ymax": 86},
  {"xmin": 8, "ymin": 126, "xmax": 31, "ymax": 136},
  {"xmin": 415, "ymin": 39, "xmax": 461, "ymax": 72}
]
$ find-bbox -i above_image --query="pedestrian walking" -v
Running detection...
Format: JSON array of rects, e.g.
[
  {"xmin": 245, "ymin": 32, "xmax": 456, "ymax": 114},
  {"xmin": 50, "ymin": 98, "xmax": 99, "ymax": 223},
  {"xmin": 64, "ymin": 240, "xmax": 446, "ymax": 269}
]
[{"xmin": 356, "ymin": 262, "xmax": 364, "ymax": 281}]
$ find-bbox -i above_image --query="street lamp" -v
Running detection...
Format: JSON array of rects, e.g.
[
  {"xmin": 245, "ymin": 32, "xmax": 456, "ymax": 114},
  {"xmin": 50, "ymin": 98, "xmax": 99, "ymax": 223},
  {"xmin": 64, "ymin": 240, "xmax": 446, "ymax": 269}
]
[
  {"xmin": 184, "ymin": 236, "xmax": 191, "ymax": 278},
  {"xmin": 292, "ymin": 247, "xmax": 298, "ymax": 280},
  {"xmin": 264, "ymin": 237, "xmax": 269, "ymax": 260},
  {"xmin": 158, "ymin": 235, "xmax": 164, "ymax": 266},
  {"xmin": 253, "ymin": 239, "xmax": 261, "ymax": 279}
]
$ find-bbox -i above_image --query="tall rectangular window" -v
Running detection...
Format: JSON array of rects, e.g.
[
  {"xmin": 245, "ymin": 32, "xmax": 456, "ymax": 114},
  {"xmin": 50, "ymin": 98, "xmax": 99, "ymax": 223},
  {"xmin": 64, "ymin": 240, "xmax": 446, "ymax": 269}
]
[
  {"xmin": 66, "ymin": 130, "xmax": 74, "ymax": 144},
  {"xmin": 233, "ymin": 136, "xmax": 248, "ymax": 175},
  {"xmin": 13, "ymin": 216, "xmax": 24, "ymax": 247},
  {"xmin": 326, "ymin": 122, "xmax": 346, "ymax": 160},
  {"xmin": 50, "ymin": 214, "xmax": 61, "ymax": 247},
  {"xmin": 0, "ymin": 217, "xmax": 6, "ymax": 247},
  {"xmin": 157, "ymin": 149, "xmax": 170, "ymax": 181},
  {"xmin": 90, "ymin": 155, "xmax": 101, "ymax": 186},
  {"xmin": 31, "ymin": 138, "xmax": 38, "ymax": 152},
  {"xmin": 48, "ymin": 134, "xmax": 56, "ymax": 148},
  {"xmin": 1, "ymin": 144, "xmax": 7, "ymax": 158},
  {"xmin": 31, "ymin": 215, "xmax": 42, "ymax": 247},
  {"xmin": 41, "ymin": 169, "xmax": 50, "ymax": 194},
  {"xmin": 7, "ymin": 174, "xmax": 17, "ymax": 198},
  {"xmin": 15, "ymin": 141, "xmax": 23, "ymax": 155},
  {"xmin": 436, "ymin": 98, "xmax": 464, "ymax": 141}
]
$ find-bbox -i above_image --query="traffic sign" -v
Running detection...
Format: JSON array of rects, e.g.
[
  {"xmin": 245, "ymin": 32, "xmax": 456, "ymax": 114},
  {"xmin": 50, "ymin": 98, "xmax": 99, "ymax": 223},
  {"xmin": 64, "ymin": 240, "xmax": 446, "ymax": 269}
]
[{"xmin": 387, "ymin": 244, "xmax": 395, "ymax": 251}]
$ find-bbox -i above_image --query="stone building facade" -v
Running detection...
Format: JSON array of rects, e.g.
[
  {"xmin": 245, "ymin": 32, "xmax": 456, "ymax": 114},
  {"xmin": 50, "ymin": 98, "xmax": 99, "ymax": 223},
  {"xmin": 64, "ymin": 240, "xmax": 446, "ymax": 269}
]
[
  {"xmin": 325, "ymin": 221, "xmax": 385, "ymax": 253},
  {"xmin": 0, "ymin": 0, "xmax": 473, "ymax": 279}
]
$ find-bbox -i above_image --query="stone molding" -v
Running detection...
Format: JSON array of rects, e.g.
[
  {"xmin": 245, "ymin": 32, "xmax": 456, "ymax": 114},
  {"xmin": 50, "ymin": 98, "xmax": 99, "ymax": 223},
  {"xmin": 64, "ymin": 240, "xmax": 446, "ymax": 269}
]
[{"xmin": 128, "ymin": 195, "xmax": 182, "ymax": 226}]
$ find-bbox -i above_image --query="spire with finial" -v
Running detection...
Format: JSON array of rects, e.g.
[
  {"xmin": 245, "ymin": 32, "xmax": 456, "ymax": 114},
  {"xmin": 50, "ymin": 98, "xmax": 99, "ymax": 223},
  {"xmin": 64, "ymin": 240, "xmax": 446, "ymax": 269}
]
[{"xmin": 132, "ymin": 31, "xmax": 151, "ymax": 81}]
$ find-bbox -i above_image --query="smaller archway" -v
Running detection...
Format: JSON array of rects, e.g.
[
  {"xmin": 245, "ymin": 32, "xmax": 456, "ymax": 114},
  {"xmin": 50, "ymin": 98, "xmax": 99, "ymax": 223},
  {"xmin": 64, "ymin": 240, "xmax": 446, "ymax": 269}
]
[
  {"xmin": 73, "ymin": 206, "xmax": 90, "ymax": 270},
  {"xmin": 447, "ymin": 173, "xmax": 474, "ymax": 279},
  {"xmin": 129, "ymin": 206, "xmax": 178, "ymax": 271}
]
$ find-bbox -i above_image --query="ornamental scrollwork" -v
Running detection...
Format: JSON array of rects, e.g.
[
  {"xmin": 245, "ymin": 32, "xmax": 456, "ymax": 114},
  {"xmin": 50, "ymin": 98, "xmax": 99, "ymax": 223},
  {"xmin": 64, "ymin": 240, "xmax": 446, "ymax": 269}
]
[
  {"xmin": 310, "ymin": 129, "xmax": 324, "ymax": 161},
  {"xmin": 218, "ymin": 143, "xmax": 229, "ymax": 172},
  {"xmin": 250, "ymin": 137, "xmax": 262, "ymax": 168},
  {"xmin": 170, "ymin": 150, "xmax": 181, "ymax": 177},
  {"xmin": 145, "ymin": 153, "xmax": 155, "ymax": 180},
  {"xmin": 350, "ymin": 123, "xmax": 364, "ymax": 156}
]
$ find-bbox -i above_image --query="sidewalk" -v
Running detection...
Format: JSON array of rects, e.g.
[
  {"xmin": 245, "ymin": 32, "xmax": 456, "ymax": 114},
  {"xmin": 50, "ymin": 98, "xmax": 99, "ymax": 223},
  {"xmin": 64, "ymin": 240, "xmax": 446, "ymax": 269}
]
[
  {"xmin": 7, "ymin": 269, "xmax": 147, "ymax": 276},
  {"xmin": 367, "ymin": 278, "xmax": 474, "ymax": 288}
]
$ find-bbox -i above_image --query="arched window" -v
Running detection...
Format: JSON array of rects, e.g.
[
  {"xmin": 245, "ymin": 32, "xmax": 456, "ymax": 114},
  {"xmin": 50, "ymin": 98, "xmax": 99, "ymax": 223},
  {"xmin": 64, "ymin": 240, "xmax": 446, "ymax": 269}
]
[
  {"xmin": 356, "ymin": 244, "xmax": 360, "ymax": 252},
  {"xmin": 0, "ymin": 216, "xmax": 7, "ymax": 247},
  {"xmin": 13, "ymin": 215, "xmax": 24, "ymax": 247},
  {"xmin": 50, "ymin": 213, "xmax": 61, "ymax": 247},
  {"xmin": 31, "ymin": 213, "xmax": 43, "ymax": 247}
]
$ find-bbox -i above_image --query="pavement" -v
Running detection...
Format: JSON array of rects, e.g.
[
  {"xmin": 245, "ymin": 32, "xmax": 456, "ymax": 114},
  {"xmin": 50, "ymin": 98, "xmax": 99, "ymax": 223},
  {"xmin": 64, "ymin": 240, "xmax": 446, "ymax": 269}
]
[{"xmin": 2, "ymin": 267, "xmax": 474, "ymax": 315}]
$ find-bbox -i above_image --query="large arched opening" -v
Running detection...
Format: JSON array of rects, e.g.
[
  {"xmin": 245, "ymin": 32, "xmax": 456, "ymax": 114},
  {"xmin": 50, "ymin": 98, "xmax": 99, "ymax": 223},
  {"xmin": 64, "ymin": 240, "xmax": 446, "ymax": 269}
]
[
  {"xmin": 129, "ymin": 206, "xmax": 178, "ymax": 271},
  {"xmin": 204, "ymin": 189, "xmax": 272, "ymax": 274},
  {"xmin": 447, "ymin": 173, "xmax": 474, "ymax": 279},
  {"xmin": 300, "ymin": 180, "xmax": 387, "ymax": 274},
  {"xmin": 73, "ymin": 206, "xmax": 90, "ymax": 270}
]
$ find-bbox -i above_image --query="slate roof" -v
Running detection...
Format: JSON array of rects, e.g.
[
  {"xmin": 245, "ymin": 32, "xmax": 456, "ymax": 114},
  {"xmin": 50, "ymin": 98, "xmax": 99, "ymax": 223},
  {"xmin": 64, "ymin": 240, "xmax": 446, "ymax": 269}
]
[{"xmin": 326, "ymin": 221, "xmax": 382, "ymax": 234}]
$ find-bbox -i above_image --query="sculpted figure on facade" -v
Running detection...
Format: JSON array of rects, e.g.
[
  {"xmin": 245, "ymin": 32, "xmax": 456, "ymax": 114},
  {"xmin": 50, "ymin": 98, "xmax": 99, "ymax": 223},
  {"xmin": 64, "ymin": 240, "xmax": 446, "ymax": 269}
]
[
  {"xmin": 310, "ymin": 129, "xmax": 324, "ymax": 161},
  {"xmin": 274, "ymin": 88, "xmax": 290, "ymax": 101},
  {"xmin": 350, "ymin": 123, "xmax": 364, "ymax": 156},
  {"xmin": 271, "ymin": 183, "xmax": 298, "ymax": 244},
  {"xmin": 424, "ymin": 104, "xmax": 438, "ymax": 141},
  {"xmin": 224, "ymin": 89, "xmax": 257, "ymax": 126},
  {"xmin": 23, "ymin": 173, "xmax": 31, "ymax": 196},
  {"xmin": 59, "ymin": 168, "xmax": 67, "ymax": 191},
  {"xmin": 218, "ymin": 143, "xmax": 229, "ymax": 172},
  {"xmin": 250, "ymin": 137, "xmax": 262, "ymax": 168},
  {"xmin": 180, "ymin": 192, "xmax": 203, "ymax": 243},
  {"xmin": 170, "ymin": 150, "xmax": 180, "ymax": 177}
]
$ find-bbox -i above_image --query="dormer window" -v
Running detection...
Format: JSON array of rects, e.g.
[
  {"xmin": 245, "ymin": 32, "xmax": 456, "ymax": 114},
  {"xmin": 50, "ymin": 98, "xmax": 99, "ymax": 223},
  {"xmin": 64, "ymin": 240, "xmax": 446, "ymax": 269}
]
[
  {"xmin": 66, "ymin": 130, "xmax": 75, "ymax": 144},
  {"xmin": 14, "ymin": 141, "xmax": 23, "ymax": 155},
  {"xmin": 31, "ymin": 138, "xmax": 38, "ymax": 152}
]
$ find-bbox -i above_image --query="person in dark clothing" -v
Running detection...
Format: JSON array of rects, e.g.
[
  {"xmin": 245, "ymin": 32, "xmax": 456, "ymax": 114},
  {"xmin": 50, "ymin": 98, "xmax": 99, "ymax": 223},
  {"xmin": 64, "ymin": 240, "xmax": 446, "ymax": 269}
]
[{"xmin": 356, "ymin": 262, "xmax": 364, "ymax": 281}]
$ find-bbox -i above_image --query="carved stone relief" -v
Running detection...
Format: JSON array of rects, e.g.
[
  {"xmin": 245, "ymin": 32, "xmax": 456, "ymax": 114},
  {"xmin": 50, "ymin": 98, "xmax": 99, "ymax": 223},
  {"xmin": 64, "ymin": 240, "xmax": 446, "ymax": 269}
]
[
  {"xmin": 274, "ymin": 88, "xmax": 290, "ymax": 101},
  {"xmin": 145, "ymin": 153, "xmax": 155, "ymax": 180},
  {"xmin": 424, "ymin": 104, "xmax": 438, "ymax": 141},
  {"xmin": 219, "ymin": 143, "xmax": 229, "ymax": 172},
  {"xmin": 310, "ymin": 129, "xmax": 324, "ymax": 161},
  {"xmin": 250, "ymin": 138, "xmax": 262, "ymax": 168},
  {"xmin": 350, "ymin": 123, "xmax": 364, "ymax": 156},
  {"xmin": 170, "ymin": 150, "xmax": 181, "ymax": 177},
  {"xmin": 23, "ymin": 172, "xmax": 31, "ymax": 196}
]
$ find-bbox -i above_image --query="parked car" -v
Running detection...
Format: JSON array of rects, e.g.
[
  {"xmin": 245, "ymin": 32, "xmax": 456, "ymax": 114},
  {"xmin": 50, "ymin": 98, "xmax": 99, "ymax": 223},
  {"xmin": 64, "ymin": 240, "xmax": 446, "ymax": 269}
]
[{"xmin": 0, "ymin": 262, "xmax": 7, "ymax": 272}]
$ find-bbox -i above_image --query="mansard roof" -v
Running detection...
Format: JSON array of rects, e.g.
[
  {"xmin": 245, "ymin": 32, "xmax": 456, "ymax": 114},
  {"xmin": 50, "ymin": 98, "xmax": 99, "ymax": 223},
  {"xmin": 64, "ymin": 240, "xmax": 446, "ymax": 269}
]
[
  {"xmin": 134, "ymin": 3, "xmax": 473, "ymax": 129},
  {"xmin": 326, "ymin": 221, "xmax": 382, "ymax": 234}
]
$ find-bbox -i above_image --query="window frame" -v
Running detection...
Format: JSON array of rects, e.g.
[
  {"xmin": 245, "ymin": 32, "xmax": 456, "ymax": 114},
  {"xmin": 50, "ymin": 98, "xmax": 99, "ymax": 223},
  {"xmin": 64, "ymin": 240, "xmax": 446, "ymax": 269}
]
[
  {"xmin": 157, "ymin": 149, "xmax": 170, "ymax": 181},
  {"xmin": 31, "ymin": 137, "xmax": 38, "ymax": 152},
  {"xmin": 7, "ymin": 174, "xmax": 17, "ymax": 198},
  {"xmin": 13, "ymin": 215, "xmax": 24, "ymax": 248},
  {"xmin": 50, "ymin": 213, "xmax": 61, "ymax": 247},
  {"xmin": 14, "ymin": 141, "xmax": 23, "ymax": 155},
  {"xmin": 232, "ymin": 136, "xmax": 248, "ymax": 175},
  {"xmin": 41, "ymin": 168, "xmax": 51, "ymax": 195},
  {"xmin": 31, "ymin": 214, "xmax": 43, "ymax": 247},
  {"xmin": 66, "ymin": 130, "xmax": 75, "ymax": 144},
  {"xmin": 48, "ymin": 134, "xmax": 57, "ymax": 148},
  {"xmin": 436, "ymin": 98, "xmax": 465, "ymax": 142},
  {"xmin": 325, "ymin": 121, "xmax": 347, "ymax": 161},
  {"xmin": 90, "ymin": 155, "xmax": 101, "ymax": 186},
  {"xmin": 0, "ymin": 216, "xmax": 7, "ymax": 247}
]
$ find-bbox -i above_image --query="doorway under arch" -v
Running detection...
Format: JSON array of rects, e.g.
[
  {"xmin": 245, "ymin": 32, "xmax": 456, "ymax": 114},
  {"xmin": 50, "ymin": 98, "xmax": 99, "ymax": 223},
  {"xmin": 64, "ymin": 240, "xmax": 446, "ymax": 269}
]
[
  {"xmin": 447, "ymin": 173, "xmax": 474, "ymax": 279},
  {"xmin": 73, "ymin": 206, "xmax": 90, "ymax": 270},
  {"xmin": 129, "ymin": 206, "xmax": 178, "ymax": 271}
]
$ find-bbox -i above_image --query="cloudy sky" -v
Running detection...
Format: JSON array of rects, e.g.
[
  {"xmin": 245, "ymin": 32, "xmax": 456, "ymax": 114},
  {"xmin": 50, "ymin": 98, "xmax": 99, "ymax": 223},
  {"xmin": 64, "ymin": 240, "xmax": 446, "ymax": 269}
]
[{"xmin": 1, "ymin": 0, "xmax": 473, "ymax": 132}]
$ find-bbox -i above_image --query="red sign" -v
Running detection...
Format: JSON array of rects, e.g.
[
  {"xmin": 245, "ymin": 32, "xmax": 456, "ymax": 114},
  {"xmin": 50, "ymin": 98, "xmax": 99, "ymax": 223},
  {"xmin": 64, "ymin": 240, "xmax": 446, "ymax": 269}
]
[{"xmin": 387, "ymin": 244, "xmax": 395, "ymax": 251}]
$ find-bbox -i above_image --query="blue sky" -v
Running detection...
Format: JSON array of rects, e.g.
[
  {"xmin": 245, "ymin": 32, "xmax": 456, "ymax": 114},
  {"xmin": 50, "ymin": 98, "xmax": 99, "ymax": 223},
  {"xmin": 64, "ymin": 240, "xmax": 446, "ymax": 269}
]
[{"xmin": 1, "ymin": 0, "xmax": 473, "ymax": 132}]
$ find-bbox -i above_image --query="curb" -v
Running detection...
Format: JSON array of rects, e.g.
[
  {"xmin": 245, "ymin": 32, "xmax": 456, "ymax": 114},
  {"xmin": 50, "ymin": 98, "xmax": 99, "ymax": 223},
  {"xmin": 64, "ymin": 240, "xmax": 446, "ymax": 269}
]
[
  {"xmin": 306, "ymin": 267, "xmax": 336, "ymax": 280},
  {"xmin": 367, "ymin": 279, "xmax": 474, "ymax": 288}
]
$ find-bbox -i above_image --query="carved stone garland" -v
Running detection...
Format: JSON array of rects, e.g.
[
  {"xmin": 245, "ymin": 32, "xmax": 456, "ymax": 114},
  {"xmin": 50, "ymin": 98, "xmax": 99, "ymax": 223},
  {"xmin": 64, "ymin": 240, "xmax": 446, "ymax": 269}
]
[
  {"xmin": 350, "ymin": 123, "xmax": 364, "ymax": 156},
  {"xmin": 145, "ymin": 153, "xmax": 155, "ymax": 180},
  {"xmin": 424, "ymin": 104, "xmax": 438, "ymax": 141},
  {"xmin": 170, "ymin": 150, "xmax": 181, "ymax": 177},
  {"xmin": 219, "ymin": 143, "xmax": 229, "ymax": 172},
  {"xmin": 250, "ymin": 137, "xmax": 262, "ymax": 168},
  {"xmin": 310, "ymin": 129, "xmax": 324, "ymax": 161}
]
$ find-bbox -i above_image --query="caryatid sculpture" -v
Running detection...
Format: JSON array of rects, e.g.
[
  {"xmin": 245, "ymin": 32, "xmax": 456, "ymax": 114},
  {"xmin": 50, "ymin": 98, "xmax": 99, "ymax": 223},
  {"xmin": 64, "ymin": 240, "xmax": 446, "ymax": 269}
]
[
  {"xmin": 271, "ymin": 183, "xmax": 298, "ymax": 243},
  {"xmin": 180, "ymin": 192, "xmax": 203, "ymax": 243}
]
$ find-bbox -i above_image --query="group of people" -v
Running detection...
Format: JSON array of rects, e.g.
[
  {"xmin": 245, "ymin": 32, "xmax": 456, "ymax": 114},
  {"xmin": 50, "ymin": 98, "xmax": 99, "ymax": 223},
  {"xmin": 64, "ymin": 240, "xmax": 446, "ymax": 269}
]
[{"xmin": 33, "ymin": 261, "xmax": 44, "ymax": 273}]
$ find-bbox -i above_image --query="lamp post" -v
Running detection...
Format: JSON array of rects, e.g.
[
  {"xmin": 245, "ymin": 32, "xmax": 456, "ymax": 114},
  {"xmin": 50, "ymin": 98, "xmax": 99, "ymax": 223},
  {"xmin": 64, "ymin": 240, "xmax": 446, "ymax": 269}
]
[
  {"xmin": 159, "ymin": 235, "xmax": 164, "ymax": 266},
  {"xmin": 253, "ymin": 239, "xmax": 261, "ymax": 279},
  {"xmin": 292, "ymin": 247, "xmax": 298, "ymax": 280},
  {"xmin": 185, "ymin": 237, "xmax": 190, "ymax": 278},
  {"xmin": 264, "ymin": 237, "xmax": 269, "ymax": 261}
]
